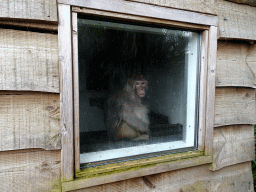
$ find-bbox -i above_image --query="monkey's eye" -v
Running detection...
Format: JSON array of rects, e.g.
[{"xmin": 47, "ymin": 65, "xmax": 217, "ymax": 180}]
[{"xmin": 135, "ymin": 82, "xmax": 140, "ymax": 85}]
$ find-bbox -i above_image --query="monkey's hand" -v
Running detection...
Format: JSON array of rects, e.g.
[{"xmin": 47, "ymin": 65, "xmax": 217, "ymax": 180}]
[{"xmin": 116, "ymin": 121, "xmax": 149, "ymax": 140}]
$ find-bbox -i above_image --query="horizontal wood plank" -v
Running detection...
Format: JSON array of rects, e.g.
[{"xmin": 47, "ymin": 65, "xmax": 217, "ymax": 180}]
[
  {"xmin": 214, "ymin": 87, "xmax": 256, "ymax": 127},
  {"xmin": 0, "ymin": 149, "xmax": 61, "ymax": 192},
  {"xmin": 0, "ymin": 92, "xmax": 61, "ymax": 151},
  {"xmin": 58, "ymin": 0, "xmax": 218, "ymax": 26},
  {"xmin": 68, "ymin": 162, "xmax": 253, "ymax": 192},
  {"xmin": 212, "ymin": 125, "xmax": 255, "ymax": 171},
  {"xmin": 0, "ymin": 29, "xmax": 59, "ymax": 93},
  {"xmin": 0, "ymin": 0, "xmax": 57, "ymax": 22},
  {"xmin": 64, "ymin": 155, "xmax": 211, "ymax": 191},
  {"xmin": 216, "ymin": 41, "xmax": 256, "ymax": 88},
  {"xmin": 217, "ymin": 0, "xmax": 256, "ymax": 40},
  {"xmin": 72, "ymin": 7, "xmax": 210, "ymax": 30},
  {"xmin": 126, "ymin": 0, "xmax": 216, "ymax": 14}
]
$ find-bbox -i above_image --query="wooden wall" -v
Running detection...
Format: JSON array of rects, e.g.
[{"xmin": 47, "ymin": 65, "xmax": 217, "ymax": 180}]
[
  {"xmin": 0, "ymin": 0, "xmax": 58, "ymax": 22},
  {"xmin": 0, "ymin": 29, "xmax": 59, "ymax": 93},
  {"xmin": 0, "ymin": 0, "xmax": 255, "ymax": 191},
  {"xmin": 0, "ymin": 1, "xmax": 61, "ymax": 191},
  {"xmin": 77, "ymin": 162, "xmax": 253, "ymax": 191}
]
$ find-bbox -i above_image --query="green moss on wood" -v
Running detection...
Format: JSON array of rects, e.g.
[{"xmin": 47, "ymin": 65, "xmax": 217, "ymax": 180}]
[{"xmin": 76, "ymin": 150, "xmax": 204, "ymax": 179}]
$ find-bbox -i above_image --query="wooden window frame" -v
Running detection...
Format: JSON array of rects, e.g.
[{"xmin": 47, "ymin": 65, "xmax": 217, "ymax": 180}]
[{"xmin": 58, "ymin": 0, "xmax": 218, "ymax": 190}]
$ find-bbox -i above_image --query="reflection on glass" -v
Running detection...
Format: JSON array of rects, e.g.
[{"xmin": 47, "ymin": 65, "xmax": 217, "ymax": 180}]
[{"xmin": 78, "ymin": 18, "xmax": 200, "ymax": 165}]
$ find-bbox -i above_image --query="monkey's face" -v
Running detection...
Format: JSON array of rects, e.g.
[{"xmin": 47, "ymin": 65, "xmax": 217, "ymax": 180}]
[{"xmin": 134, "ymin": 80, "xmax": 148, "ymax": 99}]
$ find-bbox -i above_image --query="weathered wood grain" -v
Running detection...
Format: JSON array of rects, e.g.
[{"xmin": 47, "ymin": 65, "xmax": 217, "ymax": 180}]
[
  {"xmin": 0, "ymin": 92, "xmax": 61, "ymax": 151},
  {"xmin": 71, "ymin": 162, "xmax": 253, "ymax": 192},
  {"xmin": 58, "ymin": 4, "xmax": 74, "ymax": 182},
  {"xmin": 198, "ymin": 30, "xmax": 208, "ymax": 151},
  {"xmin": 72, "ymin": 12, "xmax": 81, "ymax": 173},
  {"xmin": 0, "ymin": 29, "xmax": 59, "ymax": 93},
  {"xmin": 217, "ymin": 0, "xmax": 256, "ymax": 40},
  {"xmin": 247, "ymin": 44, "xmax": 256, "ymax": 82},
  {"xmin": 212, "ymin": 125, "xmax": 254, "ymax": 171},
  {"xmin": 214, "ymin": 87, "xmax": 256, "ymax": 127},
  {"xmin": 0, "ymin": 149, "xmax": 61, "ymax": 192},
  {"xmin": 217, "ymin": 41, "xmax": 256, "ymax": 88},
  {"xmin": 247, "ymin": 43, "xmax": 256, "ymax": 62},
  {"xmin": 64, "ymin": 155, "xmax": 212, "ymax": 191},
  {"xmin": 0, "ymin": 0, "xmax": 57, "ymax": 22},
  {"xmin": 72, "ymin": 7, "xmax": 210, "ymax": 30},
  {"xmin": 125, "ymin": 0, "xmax": 216, "ymax": 14},
  {"xmin": 205, "ymin": 26, "xmax": 218, "ymax": 156},
  {"xmin": 124, "ymin": 0, "xmax": 256, "ymax": 41},
  {"xmin": 58, "ymin": 0, "xmax": 218, "ymax": 26},
  {"xmin": 226, "ymin": 0, "xmax": 256, "ymax": 7}
]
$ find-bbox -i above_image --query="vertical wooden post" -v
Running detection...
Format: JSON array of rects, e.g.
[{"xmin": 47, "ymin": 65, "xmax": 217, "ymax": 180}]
[
  {"xmin": 58, "ymin": 4, "xmax": 74, "ymax": 182},
  {"xmin": 198, "ymin": 30, "xmax": 209, "ymax": 152},
  {"xmin": 72, "ymin": 12, "xmax": 81, "ymax": 173},
  {"xmin": 205, "ymin": 26, "xmax": 218, "ymax": 156}
]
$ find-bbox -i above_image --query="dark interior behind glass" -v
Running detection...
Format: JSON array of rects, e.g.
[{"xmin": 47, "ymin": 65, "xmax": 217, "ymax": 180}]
[{"xmin": 78, "ymin": 17, "xmax": 199, "ymax": 163}]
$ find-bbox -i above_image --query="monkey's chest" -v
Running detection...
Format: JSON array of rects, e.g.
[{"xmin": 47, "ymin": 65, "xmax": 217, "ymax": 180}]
[{"xmin": 133, "ymin": 107, "xmax": 149, "ymax": 122}]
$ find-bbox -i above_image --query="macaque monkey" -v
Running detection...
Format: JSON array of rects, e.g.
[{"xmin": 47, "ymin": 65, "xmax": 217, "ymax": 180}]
[{"xmin": 107, "ymin": 75, "xmax": 150, "ymax": 141}]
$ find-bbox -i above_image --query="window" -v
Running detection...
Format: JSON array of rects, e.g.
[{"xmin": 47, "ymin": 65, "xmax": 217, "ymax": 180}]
[
  {"xmin": 58, "ymin": 0, "xmax": 217, "ymax": 185},
  {"xmin": 78, "ymin": 18, "xmax": 200, "ymax": 164}
]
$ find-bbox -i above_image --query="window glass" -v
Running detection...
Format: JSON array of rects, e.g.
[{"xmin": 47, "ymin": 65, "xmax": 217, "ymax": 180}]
[{"xmin": 78, "ymin": 18, "xmax": 201, "ymax": 165}]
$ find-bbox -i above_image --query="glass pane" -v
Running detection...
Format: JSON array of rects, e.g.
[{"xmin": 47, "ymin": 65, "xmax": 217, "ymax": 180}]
[{"xmin": 78, "ymin": 18, "xmax": 200, "ymax": 165}]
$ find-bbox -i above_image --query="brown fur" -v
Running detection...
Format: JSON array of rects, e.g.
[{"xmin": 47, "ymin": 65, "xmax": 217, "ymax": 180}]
[{"xmin": 107, "ymin": 76, "xmax": 150, "ymax": 141}]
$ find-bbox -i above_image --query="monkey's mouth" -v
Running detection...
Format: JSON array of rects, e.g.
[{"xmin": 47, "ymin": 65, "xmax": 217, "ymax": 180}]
[{"xmin": 138, "ymin": 94, "xmax": 146, "ymax": 98}]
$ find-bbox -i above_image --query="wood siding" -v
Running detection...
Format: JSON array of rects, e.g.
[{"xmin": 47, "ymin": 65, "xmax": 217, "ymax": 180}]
[
  {"xmin": 0, "ymin": 0, "xmax": 58, "ymax": 22},
  {"xmin": 226, "ymin": 0, "xmax": 256, "ymax": 6},
  {"xmin": 127, "ymin": 0, "xmax": 256, "ymax": 40},
  {"xmin": 126, "ymin": 0, "xmax": 216, "ymax": 14},
  {"xmin": 0, "ymin": 92, "xmax": 60, "ymax": 151},
  {"xmin": 0, "ymin": 0, "xmax": 255, "ymax": 40},
  {"xmin": 214, "ymin": 87, "xmax": 256, "ymax": 127},
  {"xmin": 0, "ymin": 29, "xmax": 59, "ymax": 93},
  {"xmin": 0, "ymin": 0, "xmax": 255, "ymax": 191},
  {"xmin": 217, "ymin": 0, "xmax": 256, "ymax": 40},
  {"xmin": 217, "ymin": 42, "xmax": 256, "ymax": 88},
  {"xmin": 212, "ymin": 125, "xmax": 255, "ymax": 171},
  {"xmin": 0, "ymin": 149, "xmax": 61, "ymax": 192},
  {"xmin": 72, "ymin": 162, "xmax": 253, "ymax": 192}
]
